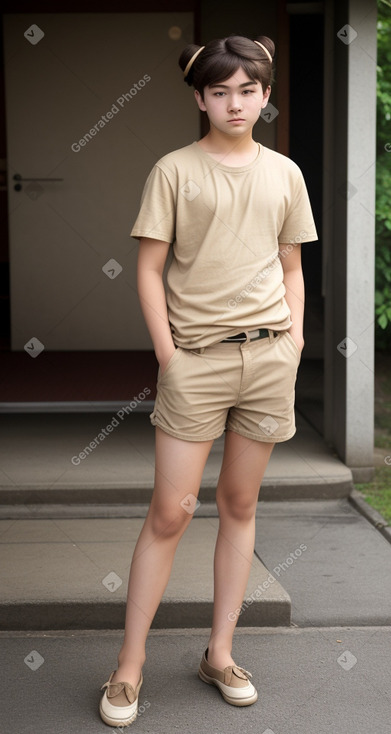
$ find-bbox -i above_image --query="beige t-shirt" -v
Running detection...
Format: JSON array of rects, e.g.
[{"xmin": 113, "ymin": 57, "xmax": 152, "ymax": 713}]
[{"xmin": 131, "ymin": 141, "xmax": 318, "ymax": 348}]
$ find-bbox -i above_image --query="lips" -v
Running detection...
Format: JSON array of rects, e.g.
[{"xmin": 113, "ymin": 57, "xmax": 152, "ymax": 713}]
[{"xmin": 228, "ymin": 118, "xmax": 245, "ymax": 122}]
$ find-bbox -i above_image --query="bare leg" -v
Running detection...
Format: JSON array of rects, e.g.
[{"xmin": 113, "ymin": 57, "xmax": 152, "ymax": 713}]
[
  {"xmin": 206, "ymin": 431, "xmax": 275, "ymax": 669},
  {"xmin": 112, "ymin": 427, "xmax": 214, "ymax": 687}
]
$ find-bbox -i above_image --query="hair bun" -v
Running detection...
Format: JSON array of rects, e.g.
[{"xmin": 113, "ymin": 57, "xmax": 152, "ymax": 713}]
[
  {"xmin": 179, "ymin": 44, "xmax": 204, "ymax": 84},
  {"xmin": 254, "ymin": 35, "xmax": 275, "ymax": 61}
]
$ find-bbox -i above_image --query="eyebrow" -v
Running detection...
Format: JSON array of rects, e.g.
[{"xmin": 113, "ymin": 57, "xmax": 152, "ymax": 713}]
[{"xmin": 208, "ymin": 81, "xmax": 258, "ymax": 89}]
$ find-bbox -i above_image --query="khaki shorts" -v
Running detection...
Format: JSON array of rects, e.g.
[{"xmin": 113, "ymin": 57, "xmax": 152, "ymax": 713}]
[{"xmin": 150, "ymin": 330, "xmax": 301, "ymax": 443}]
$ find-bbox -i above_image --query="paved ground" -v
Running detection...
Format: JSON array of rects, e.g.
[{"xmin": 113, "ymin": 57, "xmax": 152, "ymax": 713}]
[{"xmin": 1, "ymin": 626, "xmax": 390, "ymax": 734}]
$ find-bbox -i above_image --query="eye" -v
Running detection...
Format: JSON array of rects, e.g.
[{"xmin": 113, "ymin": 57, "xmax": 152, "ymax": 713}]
[
  {"xmin": 213, "ymin": 92, "xmax": 225, "ymax": 97},
  {"xmin": 242, "ymin": 90, "xmax": 254, "ymax": 94}
]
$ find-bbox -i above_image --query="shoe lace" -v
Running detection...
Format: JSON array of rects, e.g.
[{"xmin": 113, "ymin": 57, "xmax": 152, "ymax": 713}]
[{"xmin": 100, "ymin": 678, "xmax": 137, "ymax": 703}]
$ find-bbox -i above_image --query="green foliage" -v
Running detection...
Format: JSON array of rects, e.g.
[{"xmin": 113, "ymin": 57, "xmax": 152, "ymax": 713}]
[
  {"xmin": 376, "ymin": 1, "xmax": 391, "ymax": 348},
  {"xmin": 355, "ymin": 467, "xmax": 391, "ymax": 524}
]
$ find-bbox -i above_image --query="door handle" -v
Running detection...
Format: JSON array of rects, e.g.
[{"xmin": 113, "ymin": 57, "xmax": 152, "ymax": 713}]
[{"xmin": 13, "ymin": 173, "xmax": 64, "ymax": 192}]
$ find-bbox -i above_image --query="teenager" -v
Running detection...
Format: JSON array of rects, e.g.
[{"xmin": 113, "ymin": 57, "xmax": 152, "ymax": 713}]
[{"xmin": 99, "ymin": 34, "xmax": 318, "ymax": 727}]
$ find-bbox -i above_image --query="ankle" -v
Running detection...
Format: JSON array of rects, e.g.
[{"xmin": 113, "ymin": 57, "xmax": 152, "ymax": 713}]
[
  {"xmin": 112, "ymin": 660, "xmax": 144, "ymax": 689},
  {"xmin": 118, "ymin": 647, "xmax": 146, "ymax": 669},
  {"xmin": 112, "ymin": 649, "xmax": 145, "ymax": 684},
  {"xmin": 206, "ymin": 643, "xmax": 235, "ymax": 669}
]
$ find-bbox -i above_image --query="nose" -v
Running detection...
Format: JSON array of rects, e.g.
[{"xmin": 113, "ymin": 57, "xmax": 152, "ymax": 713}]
[{"xmin": 228, "ymin": 94, "xmax": 243, "ymax": 112}]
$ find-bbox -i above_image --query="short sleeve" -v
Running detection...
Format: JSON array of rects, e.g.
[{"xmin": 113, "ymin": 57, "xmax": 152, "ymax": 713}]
[
  {"xmin": 130, "ymin": 164, "xmax": 176, "ymax": 243},
  {"xmin": 278, "ymin": 170, "xmax": 318, "ymax": 244}
]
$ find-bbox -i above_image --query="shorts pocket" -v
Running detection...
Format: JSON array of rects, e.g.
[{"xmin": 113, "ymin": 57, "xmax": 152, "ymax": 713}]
[
  {"xmin": 283, "ymin": 331, "xmax": 302, "ymax": 362},
  {"xmin": 158, "ymin": 346, "xmax": 184, "ymax": 382}
]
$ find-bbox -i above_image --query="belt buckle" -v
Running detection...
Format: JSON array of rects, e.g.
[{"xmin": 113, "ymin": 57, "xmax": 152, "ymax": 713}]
[{"xmin": 248, "ymin": 329, "xmax": 261, "ymax": 341}]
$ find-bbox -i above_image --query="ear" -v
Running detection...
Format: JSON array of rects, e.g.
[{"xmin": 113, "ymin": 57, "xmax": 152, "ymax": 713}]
[
  {"xmin": 261, "ymin": 85, "xmax": 272, "ymax": 109},
  {"xmin": 194, "ymin": 89, "xmax": 207, "ymax": 112}
]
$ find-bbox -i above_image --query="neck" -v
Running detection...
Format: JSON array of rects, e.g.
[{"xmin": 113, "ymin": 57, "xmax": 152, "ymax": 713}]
[{"xmin": 200, "ymin": 126, "xmax": 256, "ymax": 154}]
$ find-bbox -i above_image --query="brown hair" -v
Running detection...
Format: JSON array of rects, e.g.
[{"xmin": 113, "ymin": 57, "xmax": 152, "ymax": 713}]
[{"xmin": 178, "ymin": 35, "xmax": 275, "ymax": 98}]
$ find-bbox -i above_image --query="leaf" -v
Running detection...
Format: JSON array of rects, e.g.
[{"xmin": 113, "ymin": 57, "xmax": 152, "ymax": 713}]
[{"xmin": 378, "ymin": 313, "xmax": 388, "ymax": 329}]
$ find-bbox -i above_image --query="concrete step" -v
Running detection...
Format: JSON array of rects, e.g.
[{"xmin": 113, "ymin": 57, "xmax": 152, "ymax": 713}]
[
  {"xmin": 0, "ymin": 412, "xmax": 353, "ymax": 503},
  {"xmin": 0, "ymin": 515, "xmax": 290, "ymax": 631}
]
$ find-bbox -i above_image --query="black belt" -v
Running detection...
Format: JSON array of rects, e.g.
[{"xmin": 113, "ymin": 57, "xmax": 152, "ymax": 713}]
[{"xmin": 221, "ymin": 328, "xmax": 278, "ymax": 343}]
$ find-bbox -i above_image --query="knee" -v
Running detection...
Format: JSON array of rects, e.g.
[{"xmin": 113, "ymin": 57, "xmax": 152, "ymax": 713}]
[
  {"xmin": 148, "ymin": 502, "xmax": 191, "ymax": 539},
  {"xmin": 216, "ymin": 489, "xmax": 256, "ymax": 523}
]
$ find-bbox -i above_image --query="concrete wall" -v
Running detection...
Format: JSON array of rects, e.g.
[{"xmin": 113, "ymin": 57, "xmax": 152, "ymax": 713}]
[{"xmin": 324, "ymin": 0, "xmax": 377, "ymax": 480}]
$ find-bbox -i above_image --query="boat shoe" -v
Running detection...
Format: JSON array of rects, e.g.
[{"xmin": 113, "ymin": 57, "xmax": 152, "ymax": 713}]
[
  {"xmin": 198, "ymin": 648, "xmax": 258, "ymax": 706},
  {"xmin": 99, "ymin": 671, "xmax": 143, "ymax": 727}
]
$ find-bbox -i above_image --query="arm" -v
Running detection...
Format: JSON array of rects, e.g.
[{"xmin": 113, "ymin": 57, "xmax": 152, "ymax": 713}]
[
  {"xmin": 137, "ymin": 237, "xmax": 176, "ymax": 373},
  {"xmin": 278, "ymin": 243, "xmax": 305, "ymax": 353}
]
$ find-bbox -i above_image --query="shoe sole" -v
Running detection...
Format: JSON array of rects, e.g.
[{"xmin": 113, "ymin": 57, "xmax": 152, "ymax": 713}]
[
  {"xmin": 198, "ymin": 666, "xmax": 258, "ymax": 707},
  {"xmin": 99, "ymin": 701, "xmax": 138, "ymax": 727}
]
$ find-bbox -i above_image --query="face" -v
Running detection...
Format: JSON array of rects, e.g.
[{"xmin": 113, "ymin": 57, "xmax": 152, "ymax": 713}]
[{"xmin": 194, "ymin": 66, "xmax": 271, "ymax": 137}]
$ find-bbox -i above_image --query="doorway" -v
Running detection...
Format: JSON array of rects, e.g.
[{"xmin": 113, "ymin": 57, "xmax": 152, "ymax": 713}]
[{"xmin": 1, "ymin": 10, "xmax": 197, "ymax": 405}]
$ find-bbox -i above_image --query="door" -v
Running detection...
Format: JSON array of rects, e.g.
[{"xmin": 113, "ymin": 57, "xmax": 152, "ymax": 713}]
[{"xmin": 3, "ymin": 12, "xmax": 197, "ymax": 351}]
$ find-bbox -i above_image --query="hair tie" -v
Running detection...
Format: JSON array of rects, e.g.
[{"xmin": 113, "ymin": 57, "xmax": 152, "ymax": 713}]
[
  {"xmin": 253, "ymin": 40, "xmax": 273, "ymax": 63},
  {"xmin": 183, "ymin": 46, "xmax": 205, "ymax": 79}
]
